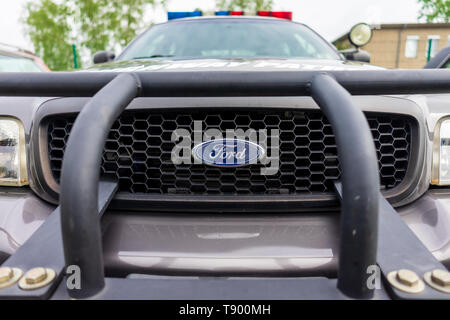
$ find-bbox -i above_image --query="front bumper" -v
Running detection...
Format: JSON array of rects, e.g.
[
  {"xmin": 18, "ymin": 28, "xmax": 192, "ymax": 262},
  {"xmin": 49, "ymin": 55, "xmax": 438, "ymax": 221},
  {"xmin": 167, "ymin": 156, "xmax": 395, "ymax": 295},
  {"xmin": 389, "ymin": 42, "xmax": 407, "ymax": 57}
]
[{"xmin": 1, "ymin": 188, "xmax": 449, "ymax": 276}]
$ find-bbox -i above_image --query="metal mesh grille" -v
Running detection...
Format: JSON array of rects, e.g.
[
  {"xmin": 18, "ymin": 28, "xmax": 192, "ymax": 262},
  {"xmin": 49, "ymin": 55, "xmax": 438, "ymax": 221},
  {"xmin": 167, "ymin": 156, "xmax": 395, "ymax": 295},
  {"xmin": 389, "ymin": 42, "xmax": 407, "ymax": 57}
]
[{"xmin": 47, "ymin": 110, "xmax": 411, "ymax": 195}]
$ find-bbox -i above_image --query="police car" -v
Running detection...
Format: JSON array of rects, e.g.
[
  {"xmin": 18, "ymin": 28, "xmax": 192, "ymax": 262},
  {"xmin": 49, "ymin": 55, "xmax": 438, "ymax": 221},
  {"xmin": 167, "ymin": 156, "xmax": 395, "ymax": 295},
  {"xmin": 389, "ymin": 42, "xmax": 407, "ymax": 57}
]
[
  {"xmin": 90, "ymin": 11, "xmax": 378, "ymax": 72},
  {"xmin": 0, "ymin": 11, "xmax": 449, "ymax": 301}
]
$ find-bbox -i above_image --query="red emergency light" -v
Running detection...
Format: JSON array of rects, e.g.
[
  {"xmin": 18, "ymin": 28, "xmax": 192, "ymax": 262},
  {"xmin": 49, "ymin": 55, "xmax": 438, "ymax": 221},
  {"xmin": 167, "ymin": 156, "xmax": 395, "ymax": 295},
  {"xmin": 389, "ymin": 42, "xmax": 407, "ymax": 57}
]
[
  {"xmin": 230, "ymin": 11, "xmax": 244, "ymax": 15},
  {"xmin": 257, "ymin": 11, "xmax": 292, "ymax": 20}
]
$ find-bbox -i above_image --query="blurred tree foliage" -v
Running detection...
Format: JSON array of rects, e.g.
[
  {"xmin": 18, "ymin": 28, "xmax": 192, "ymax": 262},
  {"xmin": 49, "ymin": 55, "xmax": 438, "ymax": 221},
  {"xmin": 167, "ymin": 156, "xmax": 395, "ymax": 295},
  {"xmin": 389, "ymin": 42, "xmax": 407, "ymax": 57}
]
[
  {"xmin": 418, "ymin": 0, "xmax": 450, "ymax": 22},
  {"xmin": 216, "ymin": 0, "xmax": 273, "ymax": 11},
  {"xmin": 25, "ymin": 0, "xmax": 156, "ymax": 70},
  {"xmin": 25, "ymin": 0, "xmax": 74, "ymax": 71}
]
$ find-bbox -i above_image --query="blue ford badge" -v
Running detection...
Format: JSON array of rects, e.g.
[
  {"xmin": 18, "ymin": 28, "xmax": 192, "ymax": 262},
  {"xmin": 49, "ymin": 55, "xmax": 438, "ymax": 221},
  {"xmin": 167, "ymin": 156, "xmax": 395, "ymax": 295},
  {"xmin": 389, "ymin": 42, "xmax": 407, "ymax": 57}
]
[{"xmin": 192, "ymin": 138, "xmax": 264, "ymax": 167}]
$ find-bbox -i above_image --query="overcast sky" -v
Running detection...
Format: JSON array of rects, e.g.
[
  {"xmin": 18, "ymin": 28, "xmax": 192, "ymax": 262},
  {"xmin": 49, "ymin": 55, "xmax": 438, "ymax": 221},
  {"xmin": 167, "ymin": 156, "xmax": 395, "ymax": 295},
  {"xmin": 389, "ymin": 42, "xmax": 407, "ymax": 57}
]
[{"xmin": 0, "ymin": 0, "xmax": 422, "ymax": 52}]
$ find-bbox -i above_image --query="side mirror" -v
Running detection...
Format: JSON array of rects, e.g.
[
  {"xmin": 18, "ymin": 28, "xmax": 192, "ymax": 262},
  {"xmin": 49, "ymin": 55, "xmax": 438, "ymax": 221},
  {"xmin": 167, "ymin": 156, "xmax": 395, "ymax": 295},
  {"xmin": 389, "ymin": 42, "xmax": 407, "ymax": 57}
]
[
  {"xmin": 338, "ymin": 23, "xmax": 373, "ymax": 63},
  {"xmin": 424, "ymin": 46, "xmax": 450, "ymax": 69},
  {"xmin": 348, "ymin": 23, "xmax": 373, "ymax": 48},
  {"xmin": 93, "ymin": 51, "xmax": 115, "ymax": 64},
  {"xmin": 341, "ymin": 49, "xmax": 371, "ymax": 63}
]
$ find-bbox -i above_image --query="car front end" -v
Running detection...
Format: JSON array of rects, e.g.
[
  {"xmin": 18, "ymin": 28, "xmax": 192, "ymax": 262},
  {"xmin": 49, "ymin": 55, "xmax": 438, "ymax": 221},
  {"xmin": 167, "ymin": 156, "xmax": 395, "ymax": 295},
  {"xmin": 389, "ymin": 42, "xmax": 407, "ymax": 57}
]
[{"xmin": 0, "ymin": 15, "xmax": 449, "ymax": 300}]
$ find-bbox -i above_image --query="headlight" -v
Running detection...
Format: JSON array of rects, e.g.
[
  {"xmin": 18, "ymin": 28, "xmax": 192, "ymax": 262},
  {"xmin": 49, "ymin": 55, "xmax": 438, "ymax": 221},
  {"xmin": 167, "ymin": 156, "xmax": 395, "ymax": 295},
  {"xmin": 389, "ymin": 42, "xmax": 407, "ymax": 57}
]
[{"xmin": 0, "ymin": 117, "xmax": 28, "ymax": 186}]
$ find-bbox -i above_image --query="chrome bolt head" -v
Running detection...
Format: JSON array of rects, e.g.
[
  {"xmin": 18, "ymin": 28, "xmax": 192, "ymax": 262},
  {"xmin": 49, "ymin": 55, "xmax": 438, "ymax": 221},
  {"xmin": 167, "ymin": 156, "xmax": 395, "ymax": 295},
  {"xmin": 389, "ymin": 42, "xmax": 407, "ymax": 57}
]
[
  {"xmin": 396, "ymin": 269, "xmax": 420, "ymax": 287},
  {"xmin": 0, "ymin": 267, "xmax": 13, "ymax": 283},
  {"xmin": 0, "ymin": 267, "xmax": 23, "ymax": 289},
  {"xmin": 387, "ymin": 269, "xmax": 425, "ymax": 294},
  {"xmin": 18, "ymin": 267, "xmax": 56, "ymax": 290},
  {"xmin": 424, "ymin": 269, "xmax": 450, "ymax": 294},
  {"xmin": 430, "ymin": 269, "xmax": 450, "ymax": 287},
  {"xmin": 24, "ymin": 267, "xmax": 47, "ymax": 284}
]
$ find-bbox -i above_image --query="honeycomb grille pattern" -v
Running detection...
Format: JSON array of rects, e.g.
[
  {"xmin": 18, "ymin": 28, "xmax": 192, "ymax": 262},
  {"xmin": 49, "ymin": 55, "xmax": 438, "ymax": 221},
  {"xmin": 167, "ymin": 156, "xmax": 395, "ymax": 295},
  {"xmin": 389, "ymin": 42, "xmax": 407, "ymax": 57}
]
[{"xmin": 47, "ymin": 110, "xmax": 411, "ymax": 195}]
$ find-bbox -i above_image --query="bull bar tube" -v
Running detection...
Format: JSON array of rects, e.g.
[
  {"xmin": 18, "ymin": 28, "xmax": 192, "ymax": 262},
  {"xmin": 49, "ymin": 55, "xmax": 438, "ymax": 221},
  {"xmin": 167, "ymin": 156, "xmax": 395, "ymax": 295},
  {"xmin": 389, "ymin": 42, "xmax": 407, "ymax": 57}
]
[{"xmin": 0, "ymin": 69, "xmax": 449, "ymax": 300}]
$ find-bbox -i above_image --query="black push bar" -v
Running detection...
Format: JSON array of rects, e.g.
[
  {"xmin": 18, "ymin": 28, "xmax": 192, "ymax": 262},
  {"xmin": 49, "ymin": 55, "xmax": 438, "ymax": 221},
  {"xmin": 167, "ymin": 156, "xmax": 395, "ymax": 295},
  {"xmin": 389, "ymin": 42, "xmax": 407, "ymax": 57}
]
[
  {"xmin": 54, "ymin": 71, "xmax": 383, "ymax": 299},
  {"xmin": 1, "ymin": 69, "xmax": 450, "ymax": 97},
  {"xmin": 60, "ymin": 73, "xmax": 141, "ymax": 298},
  {"xmin": 311, "ymin": 74, "xmax": 379, "ymax": 299}
]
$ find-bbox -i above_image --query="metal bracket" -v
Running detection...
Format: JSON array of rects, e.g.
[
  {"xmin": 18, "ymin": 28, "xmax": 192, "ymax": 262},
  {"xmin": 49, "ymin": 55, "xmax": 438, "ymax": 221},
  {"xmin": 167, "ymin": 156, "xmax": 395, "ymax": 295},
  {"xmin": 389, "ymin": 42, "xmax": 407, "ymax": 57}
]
[
  {"xmin": 0, "ymin": 180, "xmax": 118, "ymax": 299},
  {"xmin": 50, "ymin": 276, "xmax": 391, "ymax": 300},
  {"xmin": 335, "ymin": 182, "xmax": 450, "ymax": 299}
]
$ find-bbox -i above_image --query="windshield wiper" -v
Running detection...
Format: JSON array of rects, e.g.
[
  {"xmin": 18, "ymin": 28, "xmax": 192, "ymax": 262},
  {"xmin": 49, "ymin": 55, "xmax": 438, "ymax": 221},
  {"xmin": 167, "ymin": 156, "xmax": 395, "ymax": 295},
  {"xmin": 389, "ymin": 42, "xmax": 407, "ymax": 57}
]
[{"xmin": 132, "ymin": 54, "xmax": 175, "ymax": 59}]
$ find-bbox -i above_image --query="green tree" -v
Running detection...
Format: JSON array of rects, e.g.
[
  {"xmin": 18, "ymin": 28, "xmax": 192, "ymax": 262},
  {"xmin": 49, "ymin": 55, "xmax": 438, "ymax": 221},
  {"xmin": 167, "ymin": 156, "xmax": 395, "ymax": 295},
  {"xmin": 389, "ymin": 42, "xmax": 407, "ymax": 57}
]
[
  {"xmin": 74, "ymin": 0, "xmax": 155, "ymax": 50},
  {"xmin": 216, "ymin": 0, "xmax": 273, "ymax": 11},
  {"xmin": 418, "ymin": 0, "xmax": 450, "ymax": 22},
  {"xmin": 25, "ymin": 0, "xmax": 74, "ymax": 71},
  {"xmin": 24, "ymin": 0, "xmax": 156, "ymax": 70}
]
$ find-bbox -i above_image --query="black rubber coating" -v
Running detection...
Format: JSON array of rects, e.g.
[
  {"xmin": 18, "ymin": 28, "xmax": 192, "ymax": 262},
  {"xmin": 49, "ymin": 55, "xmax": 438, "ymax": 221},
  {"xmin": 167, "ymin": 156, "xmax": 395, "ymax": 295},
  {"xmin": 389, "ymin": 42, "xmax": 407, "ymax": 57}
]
[
  {"xmin": 311, "ymin": 74, "xmax": 379, "ymax": 299},
  {"xmin": 0, "ymin": 69, "xmax": 450, "ymax": 96},
  {"xmin": 60, "ymin": 73, "xmax": 140, "ymax": 299}
]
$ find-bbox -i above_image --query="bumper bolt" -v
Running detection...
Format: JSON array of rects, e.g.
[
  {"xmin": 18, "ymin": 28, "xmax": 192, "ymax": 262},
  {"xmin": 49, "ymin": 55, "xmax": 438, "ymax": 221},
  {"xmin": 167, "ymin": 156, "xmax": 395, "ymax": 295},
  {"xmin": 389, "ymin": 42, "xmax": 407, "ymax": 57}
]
[
  {"xmin": 387, "ymin": 269, "xmax": 425, "ymax": 294},
  {"xmin": 24, "ymin": 267, "xmax": 47, "ymax": 284},
  {"xmin": 397, "ymin": 269, "xmax": 419, "ymax": 287},
  {"xmin": 19, "ymin": 267, "xmax": 56, "ymax": 290},
  {"xmin": 431, "ymin": 269, "xmax": 450, "ymax": 287},
  {"xmin": 0, "ymin": 267, "xmax": 23, "ymax": 289},
  {"xmin": 0, "ymin": 267, "xmax": 13, "ymax": 283},
  {"xmin": 424, "ymin": 269, "xmax": 450, "ymax": 294}
]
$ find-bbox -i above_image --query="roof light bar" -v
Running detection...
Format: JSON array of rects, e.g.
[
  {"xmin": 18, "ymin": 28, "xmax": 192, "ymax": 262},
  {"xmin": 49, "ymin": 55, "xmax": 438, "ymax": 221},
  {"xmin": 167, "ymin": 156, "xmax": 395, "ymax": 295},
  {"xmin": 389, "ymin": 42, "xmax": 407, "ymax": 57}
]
[
  {"xmin": 215, "ymin": 11, "xmax": 230, "ymax": 16},
  {"xmin": 214, "ymin": 11, "xmax": 244, "ymax": 16},
  {"xmin": 167, "ymin": 11, "xmax": 202, "ymax": 20},
  {"xmin": 169, "ymin": 11, "xmax": 290, "ymax": 20},
  {"xmin": 257, "ymin": 11, "xmax": 292, "ymax": 20}
]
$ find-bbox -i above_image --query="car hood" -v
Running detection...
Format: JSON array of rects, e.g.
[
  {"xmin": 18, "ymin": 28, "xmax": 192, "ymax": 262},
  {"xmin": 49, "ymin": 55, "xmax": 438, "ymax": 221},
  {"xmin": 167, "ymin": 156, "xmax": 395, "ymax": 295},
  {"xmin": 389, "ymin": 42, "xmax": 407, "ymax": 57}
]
[{"xmin": 85, "ymin": 58, "xmax": 384, "ymax": 72}]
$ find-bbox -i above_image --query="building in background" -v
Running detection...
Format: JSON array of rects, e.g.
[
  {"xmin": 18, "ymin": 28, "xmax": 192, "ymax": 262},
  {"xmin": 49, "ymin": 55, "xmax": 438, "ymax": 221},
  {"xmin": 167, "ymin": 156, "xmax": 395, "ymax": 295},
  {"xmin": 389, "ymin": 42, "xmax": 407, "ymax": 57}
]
[{"xmin": 334, "ymin": 23, "xmax": 450, "ymax": 69}]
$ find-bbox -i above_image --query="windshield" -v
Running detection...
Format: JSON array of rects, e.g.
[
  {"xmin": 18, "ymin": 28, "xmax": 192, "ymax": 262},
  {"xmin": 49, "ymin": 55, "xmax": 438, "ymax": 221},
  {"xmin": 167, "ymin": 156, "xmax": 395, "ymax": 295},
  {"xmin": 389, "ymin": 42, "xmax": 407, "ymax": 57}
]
[
  {"xmin": 0, "ymin": 54, "xmax": 43, "ymax": 72},
  {"xmin": 119, "ymin": 19, "xmax": 341, "ymax": 61}
]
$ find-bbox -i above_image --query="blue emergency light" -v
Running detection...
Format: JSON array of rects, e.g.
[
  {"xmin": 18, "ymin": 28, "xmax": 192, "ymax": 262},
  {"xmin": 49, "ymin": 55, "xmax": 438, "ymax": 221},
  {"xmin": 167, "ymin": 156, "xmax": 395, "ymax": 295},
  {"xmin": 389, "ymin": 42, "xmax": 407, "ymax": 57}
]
[
  {"xmin": 167, "ymin": 11, "xmax": 202, "ymax": 20},
  {"xmin": 215, "ymin": 11, "xmax": 230, "ymax": 16},
  {"xmin": 215, "ymin": 11, "xmax": 244, "ymax": 16}
]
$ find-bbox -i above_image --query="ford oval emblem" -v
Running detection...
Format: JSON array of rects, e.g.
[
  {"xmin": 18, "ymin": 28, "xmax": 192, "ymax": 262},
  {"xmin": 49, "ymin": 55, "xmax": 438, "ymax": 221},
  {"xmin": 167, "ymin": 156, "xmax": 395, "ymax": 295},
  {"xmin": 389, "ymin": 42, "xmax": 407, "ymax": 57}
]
[{"xmin": 192, "ymin": 138, "xmax": 264, "ymax": 167}]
